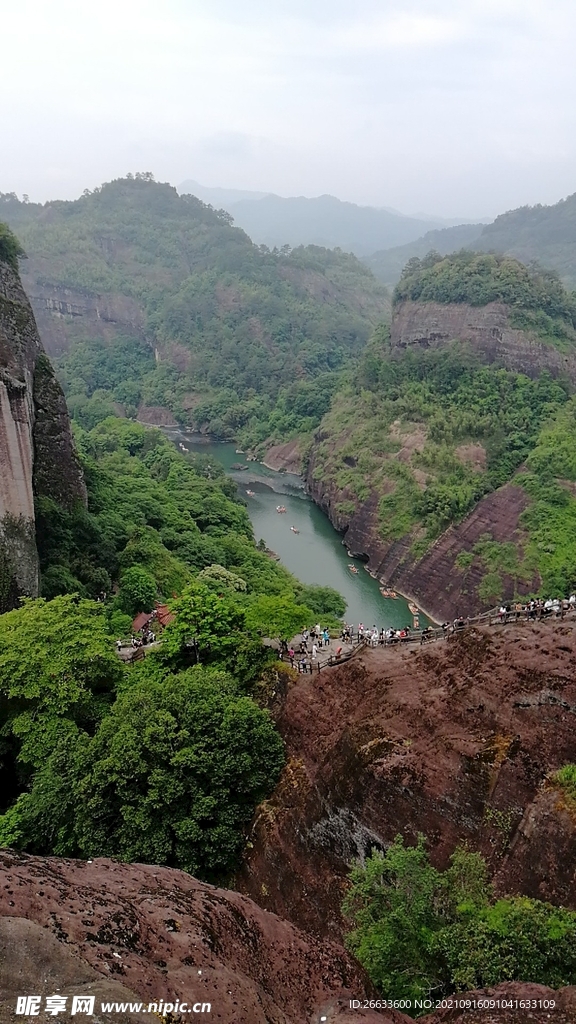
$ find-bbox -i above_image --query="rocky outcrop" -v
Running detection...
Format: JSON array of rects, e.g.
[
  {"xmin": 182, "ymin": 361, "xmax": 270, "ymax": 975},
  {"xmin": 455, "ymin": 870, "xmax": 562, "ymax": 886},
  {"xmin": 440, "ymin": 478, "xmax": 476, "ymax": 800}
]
[
  {"xmin": 0, "ymin": 257, "xmax": 85, "ymax": 611},
  {"xmin": 20, "ymin": 275, "xmax": 145, "ymax": 356},
  {"xmin": 262, "ymin": 439, "xmax": 303, "ymax": 474},
  {"xmin": 236, "ymin": 623, "xmax": 576, "ymax": 940},
  {"xmin": 1, "ymin": 851, "xmax": 573, "ymax": 1024},
  {"xmin": 391, "ymin": 299, "xmax": 576, "ymax": 381},
  {"xmin": 136, "ymin": 405, "xmax": 179, "ymax": 427},
  {"xmin": 0, "ymin": 851, "xmax": 391, "ymax": 1024}
]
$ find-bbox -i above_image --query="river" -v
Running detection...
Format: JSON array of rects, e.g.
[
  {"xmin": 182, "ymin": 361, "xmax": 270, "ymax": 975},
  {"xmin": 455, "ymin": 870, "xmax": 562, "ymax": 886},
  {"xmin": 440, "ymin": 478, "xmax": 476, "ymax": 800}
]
[{"xmin": 164, "ymin": 429, "xmax": 429, "ymax": 630}]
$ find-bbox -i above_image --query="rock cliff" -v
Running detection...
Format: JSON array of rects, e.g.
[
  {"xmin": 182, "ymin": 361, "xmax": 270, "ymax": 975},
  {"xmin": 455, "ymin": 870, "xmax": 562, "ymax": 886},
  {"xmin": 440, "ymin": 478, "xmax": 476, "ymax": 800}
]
[
  {"xmin": 236, "ymin": 622, "xmax": 576, "ymax": 944},
  {"xmin": 19, "ymin": 275, "xmax": 146, "ymax": 356},
  {"xmin": 0, "ymin": 253, "xmax": 86, "ymax": 611},
  {"xmin": 391, "ymin": 299, "xmax": 576, "ymax": 381}
]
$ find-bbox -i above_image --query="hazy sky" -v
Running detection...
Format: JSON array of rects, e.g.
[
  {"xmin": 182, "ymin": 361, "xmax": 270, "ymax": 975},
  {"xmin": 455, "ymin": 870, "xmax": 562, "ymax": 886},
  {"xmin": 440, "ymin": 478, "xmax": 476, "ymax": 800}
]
[{"xmin": 2, "ymin": 0, "xmax": 575, "ymax": 217}]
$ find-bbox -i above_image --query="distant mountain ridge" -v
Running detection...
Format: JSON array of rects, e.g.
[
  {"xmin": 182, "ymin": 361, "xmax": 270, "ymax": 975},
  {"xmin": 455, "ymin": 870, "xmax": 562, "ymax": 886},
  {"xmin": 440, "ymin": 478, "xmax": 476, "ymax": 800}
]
[
  {"xmin": 178, "ymin": 179, "xmax": 273, "ymax": 206},
  {"xmin": 363, "ymin": 223, "xmax": 486, "ymax": 288},
  {"xmin": 178, "ymin": 181, "xmax": 463, "ymax": 257},
  {"xmin": 366, "ymin": 191, "xmax": 576, "ymax": 290}
]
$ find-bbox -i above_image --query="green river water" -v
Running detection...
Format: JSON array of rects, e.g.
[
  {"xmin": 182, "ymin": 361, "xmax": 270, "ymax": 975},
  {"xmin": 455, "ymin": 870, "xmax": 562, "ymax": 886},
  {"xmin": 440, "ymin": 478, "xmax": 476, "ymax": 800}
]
[{"xmin": 165, "ymin": 430, "xmax": 429, "ymax": 630}]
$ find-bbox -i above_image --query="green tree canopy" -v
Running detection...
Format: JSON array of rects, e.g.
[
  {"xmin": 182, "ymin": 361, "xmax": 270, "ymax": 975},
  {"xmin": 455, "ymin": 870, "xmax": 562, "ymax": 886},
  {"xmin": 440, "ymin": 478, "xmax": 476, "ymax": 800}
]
[
  {"xmin": 244, "ymin": 594, "xmax": 313, "ymax": 640},
  {"xmin": 2, "ymin": 666, "xmax": 285, "ymax": 881},
  {"xmin": 343, "ymin": 836, "xmax": 576, "ymax": 1010},
  {"xmin": 117, "ymin": 565, "xmax": 157, "ymax": 617},
  {"xmin": 295, "ymin": 584, "xmax": 346, "ymax": 619}
]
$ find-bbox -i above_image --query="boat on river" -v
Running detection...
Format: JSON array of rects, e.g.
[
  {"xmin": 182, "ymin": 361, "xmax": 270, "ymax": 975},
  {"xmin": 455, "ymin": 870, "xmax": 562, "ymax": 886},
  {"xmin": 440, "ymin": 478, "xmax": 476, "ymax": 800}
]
[
  {"xmin": 380, "ymin": 587, "xmax": 398, "ymax": 599},
  {"xmin": 276, "ymin": 505, "xmax": 287, "ymax": 513},
  {"xmin": 290, "ymin": 526, "xmax": 300, "ymax": 534},
  {"xmin": 348, "ymin": 564, "xmax": 358, "ymax": 574},
  {"xmin": 246, "ymin": 489, "xmax": 255, "ymax": 497},
  {"xmin": 408, "ymin": 602, "xmax": 419, "ymax": 615}
]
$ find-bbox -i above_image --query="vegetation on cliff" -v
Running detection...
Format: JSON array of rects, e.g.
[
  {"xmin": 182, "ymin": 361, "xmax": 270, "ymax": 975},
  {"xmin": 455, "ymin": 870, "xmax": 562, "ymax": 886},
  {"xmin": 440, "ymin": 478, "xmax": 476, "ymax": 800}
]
[
  {"xmin": 311, "ymin": 336, "xmax": 570, "ymax": 572},
  {"xmin": 0, "ymin": 223, "xmax": 25, "ymax": 271},
  {"xmin": 344, "ymin": 836, "xmax": 576, "ymax": 1010}
]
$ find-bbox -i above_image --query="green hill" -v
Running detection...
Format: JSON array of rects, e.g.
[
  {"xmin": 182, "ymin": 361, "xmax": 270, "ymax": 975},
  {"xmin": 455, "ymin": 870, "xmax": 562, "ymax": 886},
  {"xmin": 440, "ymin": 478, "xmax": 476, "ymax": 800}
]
[
  {"xmin": 476, "ymin": 192, "xmax": 576, "ymax": 286},
  {"xmin": 0, "ymin": 175, "xmax": 389, "ymax": 439},
  {"xmin": 365, "ymin": 191, "xmax": 576, "ymax": 291},
  {"xmin": 393, "ymin": 250, "xmax": 576, "ymax": 350}
]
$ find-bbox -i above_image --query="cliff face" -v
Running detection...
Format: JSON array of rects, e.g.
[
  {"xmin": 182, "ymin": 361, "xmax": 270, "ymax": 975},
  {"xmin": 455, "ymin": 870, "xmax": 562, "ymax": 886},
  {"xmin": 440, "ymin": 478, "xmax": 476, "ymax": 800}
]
[
  {"xmin": 0, "ymin": 258, "xmax": 86, "ymax": 611},
  {"xmin": 20, "ymin": 274, "xmax": 146, "ymax": 356},
  {"xmin": 236, "ymin": 623, "xmax": 576, "ymax": 945},
  {"xmin": 391, "ymin": 299, "xmax": 576, "ymax": 381}
]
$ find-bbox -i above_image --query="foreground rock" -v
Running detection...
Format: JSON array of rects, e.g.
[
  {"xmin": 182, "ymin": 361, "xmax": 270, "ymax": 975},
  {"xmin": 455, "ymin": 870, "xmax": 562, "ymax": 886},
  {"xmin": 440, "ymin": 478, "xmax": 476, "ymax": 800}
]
[
  {"xmin": 0, "ymin": 852, "xmax": 574, "ymax": 1024},
  {"xmin": 236, "ymin": 622, "xmax": 576, "ymax": 940},
  {"xmin": 0, "ymin": 851, "xmax": 394, "ymax": 1024}
]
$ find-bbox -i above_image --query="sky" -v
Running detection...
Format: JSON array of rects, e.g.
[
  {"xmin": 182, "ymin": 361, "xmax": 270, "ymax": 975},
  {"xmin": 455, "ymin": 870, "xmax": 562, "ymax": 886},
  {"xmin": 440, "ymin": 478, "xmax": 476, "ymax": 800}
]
[{"xmin": 2, "ymin": 0, "xmax": 575, "ymax": 218}]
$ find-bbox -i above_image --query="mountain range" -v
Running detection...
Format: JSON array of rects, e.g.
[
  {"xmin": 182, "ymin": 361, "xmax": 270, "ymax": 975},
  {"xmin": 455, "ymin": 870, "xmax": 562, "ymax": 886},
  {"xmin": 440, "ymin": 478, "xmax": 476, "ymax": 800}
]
[{"xmin": 179, "ymin": 178, "xmax": 479, "ymax": 257}]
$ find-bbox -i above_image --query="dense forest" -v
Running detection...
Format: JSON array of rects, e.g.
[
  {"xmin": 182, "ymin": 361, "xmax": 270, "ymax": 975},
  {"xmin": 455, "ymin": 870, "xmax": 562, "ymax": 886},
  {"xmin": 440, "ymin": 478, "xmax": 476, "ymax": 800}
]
[
  {"xmin": 0, "ymin": 416, "xmax": 344, "ymax": 878},
  {"xmin": 0, "ymin": 176, "xmax": 389, "ymax": 441}
]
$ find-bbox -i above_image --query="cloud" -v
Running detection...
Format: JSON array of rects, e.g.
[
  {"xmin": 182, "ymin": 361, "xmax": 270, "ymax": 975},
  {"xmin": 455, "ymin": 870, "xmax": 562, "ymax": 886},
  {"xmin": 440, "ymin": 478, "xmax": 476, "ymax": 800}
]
[{"xmin": 0, "ymin": 0, "xmax": 575, "ymax": 216}]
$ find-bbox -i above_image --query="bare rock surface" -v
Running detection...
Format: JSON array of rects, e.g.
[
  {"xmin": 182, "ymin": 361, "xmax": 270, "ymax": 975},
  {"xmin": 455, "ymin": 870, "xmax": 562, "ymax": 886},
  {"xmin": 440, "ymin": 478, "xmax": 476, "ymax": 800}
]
[
  {"xmin": 236, "ymin": 623, "xmax": 576, "ymax": 940},
  {"xmin": 0, "ymin": 851, "xmax": 395, "ymax": 1024},
  {"xmin": 390, "ymin": 299, "xmax": 576, "ymax": 382},
  {"xmin": 262, "ymin": 440, "xmax": 303, "ymax": 474},
  {"xmin": 0, "ymin": 259, "xmax": 85, "ymax": 609}
]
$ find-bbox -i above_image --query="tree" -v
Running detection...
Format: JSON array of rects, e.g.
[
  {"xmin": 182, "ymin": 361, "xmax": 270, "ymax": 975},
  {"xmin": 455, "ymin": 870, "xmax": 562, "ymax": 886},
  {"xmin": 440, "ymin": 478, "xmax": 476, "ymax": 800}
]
[
  {"xmin": 0, "ymin": 222, "xmax": 25, "ymax": 270},
  {"xmin": 0, "ymin": 595, "xmax": 122, "ymax": 715},
  {"xmin": 245, "ymin": 595, "xmax": 313, "ymax": 640},
  {"xmin": 197, "ymin": 563, "xmax": 247, "ymax": 592},
  {"xmin": 343, "ymin": 835, "xmax": 447, "ymax": 1002},
  {"xmin": 295, "ymin": 584, "xmax": 345, "ymax": 619},
  {"xmin": 4, "ymin": 667, "xmax": 285, "ymax": 880},
  {"xmin": 161, "ymin": 582, "xmax": 244, "ymax": 661},
  {"xmin": 0, "ymin": 595, "xmax": 122, "ymax": 770},
  {"xmin": 343, "ymin": 836, "xmax": 576, "ymax": 1008},
  {"xmin": 117, "ymin": 565, "xmax": 157, "ymax": 616}
]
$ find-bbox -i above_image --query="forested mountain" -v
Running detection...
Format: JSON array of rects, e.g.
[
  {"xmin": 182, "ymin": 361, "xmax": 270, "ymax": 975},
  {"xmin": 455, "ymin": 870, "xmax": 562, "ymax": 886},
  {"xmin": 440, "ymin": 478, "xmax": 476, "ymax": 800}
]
[
  {"xmin": 0, "ymin": 175, "xmax": 389, "ymax": 438},
  {"xmin": 185, "ymin": 190, "xmax": 453, "ymax": 256},
  {"xmin": 365, "ymin": 191, "xmax": 576, "ymax": 290},
  {"xmin": 476, "ymin": 192, "xmax": 576, "ymax": 285}
]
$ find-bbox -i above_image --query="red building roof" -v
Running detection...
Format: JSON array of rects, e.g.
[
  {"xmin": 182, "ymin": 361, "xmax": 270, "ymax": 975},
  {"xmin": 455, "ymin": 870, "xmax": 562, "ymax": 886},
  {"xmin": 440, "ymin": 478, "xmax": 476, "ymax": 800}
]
[
  {"xmin": 132, "ymin": 611, "xmax": 154, "ymax": 633},
  {"xmin": 155, "ymin": 602, "xmax": 176, "ymax": 628}
]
